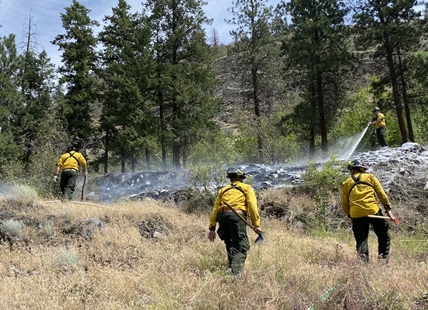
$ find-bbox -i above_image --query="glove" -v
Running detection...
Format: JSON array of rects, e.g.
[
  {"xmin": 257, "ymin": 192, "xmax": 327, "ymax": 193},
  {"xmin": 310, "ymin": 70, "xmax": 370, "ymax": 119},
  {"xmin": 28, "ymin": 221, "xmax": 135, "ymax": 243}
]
[
  {"xmin": 53, "ymin": 175, "xmax": 58, "ymax": 183},
  {"xmin": 207, "ymin": 230, "xmax": 216, "ymax": 242}
]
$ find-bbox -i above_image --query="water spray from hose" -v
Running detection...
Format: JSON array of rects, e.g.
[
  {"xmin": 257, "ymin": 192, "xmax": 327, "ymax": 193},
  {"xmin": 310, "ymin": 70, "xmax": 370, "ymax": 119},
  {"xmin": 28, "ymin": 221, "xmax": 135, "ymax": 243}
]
[
  {"xmin": 336, "ymin": 124, "xmax": 372, "ymax": 160},
  {"xmin": 354, "ymin": 124, "xmax": 374, "ymax": 154}
]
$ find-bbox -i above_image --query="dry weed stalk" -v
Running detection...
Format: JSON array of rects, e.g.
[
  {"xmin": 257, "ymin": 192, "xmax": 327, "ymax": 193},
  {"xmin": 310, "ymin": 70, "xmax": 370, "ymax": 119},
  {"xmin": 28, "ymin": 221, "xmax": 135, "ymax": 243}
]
[{"xmin": 0, "ymin": 198, "xmax": 425, "ymax": 309}]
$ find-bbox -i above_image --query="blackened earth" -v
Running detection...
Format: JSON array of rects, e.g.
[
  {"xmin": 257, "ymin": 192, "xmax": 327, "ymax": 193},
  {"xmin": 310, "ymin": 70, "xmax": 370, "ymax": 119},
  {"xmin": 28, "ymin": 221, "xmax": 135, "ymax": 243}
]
[{"xmin": 85, "ymin": 142, "xmax": 428, "ymax": 204}]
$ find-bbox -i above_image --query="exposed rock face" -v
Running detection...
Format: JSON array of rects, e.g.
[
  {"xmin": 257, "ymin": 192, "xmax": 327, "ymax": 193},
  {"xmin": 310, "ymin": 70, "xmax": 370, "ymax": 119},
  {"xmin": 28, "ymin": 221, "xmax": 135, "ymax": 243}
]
[{"xmin": 86, "ymin": 143, "xmax": 428, "ymax": 205}]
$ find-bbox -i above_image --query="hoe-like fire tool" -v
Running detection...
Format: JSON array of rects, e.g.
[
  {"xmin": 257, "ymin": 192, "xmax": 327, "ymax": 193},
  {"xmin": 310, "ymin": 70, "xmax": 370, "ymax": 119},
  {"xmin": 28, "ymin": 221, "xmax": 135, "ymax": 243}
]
[{"xmin": 223, "ymin": 201, "xmax": 264, "ymax": 243}]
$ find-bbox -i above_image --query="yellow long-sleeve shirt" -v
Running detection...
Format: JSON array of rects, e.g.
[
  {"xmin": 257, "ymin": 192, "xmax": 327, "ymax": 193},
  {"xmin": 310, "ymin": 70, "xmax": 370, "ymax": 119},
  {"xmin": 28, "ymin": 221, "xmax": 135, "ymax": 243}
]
[
  {"xmin": 209, "ymin": 181, "xmax": 260, "ymax": 230},
  {"xmin": 57, "ymin": 151, "xmax": 87, "ymax": 171},
  {"xmin": 373, "ymin": 112, "xmax": 386, "ymax": 129},
  {"xmin": 341, "ymin": 172, "xmax": 391, "ymax": 218}
]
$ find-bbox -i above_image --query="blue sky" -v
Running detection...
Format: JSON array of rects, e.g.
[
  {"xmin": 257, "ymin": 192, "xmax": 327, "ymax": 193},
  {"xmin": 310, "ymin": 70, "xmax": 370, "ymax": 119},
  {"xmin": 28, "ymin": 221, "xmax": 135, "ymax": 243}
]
[{"xmin": 0, "ymin": 0, "xmax": 281, "ymax": 67}]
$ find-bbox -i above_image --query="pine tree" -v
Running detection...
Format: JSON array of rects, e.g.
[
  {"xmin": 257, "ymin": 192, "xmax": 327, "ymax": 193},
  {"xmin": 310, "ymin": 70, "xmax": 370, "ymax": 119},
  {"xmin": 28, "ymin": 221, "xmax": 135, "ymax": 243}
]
[
  {"xmin": 352, "ymin": 0, "xmax": 425, "ymax": 143},
  {"xmin": 52, "ymin": 0, "xmax": 99, "ymax": 143},
  {"xmin": 281, "ymin": 0, "xmax": 354, "ymax": 158},
  {"xmin": 144, "ymin": 0, "xmax": 220, "ymax": 171},
  {"xmin": 227, "ymin": 0, "xmax": 278, "ymax": 163},
  {"xmin": 98, "ymin": 0, "xmax": 155, "ymax": 173},
  {"xmin": 0, "ymin": 34, "xmax": 24, "ymax": 170},
  {"xmin": 18, "ymin": 50, "xmax": 56, "ymax": 168}
]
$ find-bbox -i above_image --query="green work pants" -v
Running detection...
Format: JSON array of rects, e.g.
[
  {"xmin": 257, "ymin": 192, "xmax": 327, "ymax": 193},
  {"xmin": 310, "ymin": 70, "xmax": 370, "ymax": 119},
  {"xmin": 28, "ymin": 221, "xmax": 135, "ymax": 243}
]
[
  {"xmin": 376, "ymin": 126, "xmax": 388, "ymax": 147},
  {"xmin": 352, "ymin": 212, "xmax": 390, "ymax": 262},
  {"xmin": 216, "ymin": 211, "xmax": 250, "ymax": 274},
  {"xmin": 60, "ymin": 170, "xmax": 79, "ymax": 200}
]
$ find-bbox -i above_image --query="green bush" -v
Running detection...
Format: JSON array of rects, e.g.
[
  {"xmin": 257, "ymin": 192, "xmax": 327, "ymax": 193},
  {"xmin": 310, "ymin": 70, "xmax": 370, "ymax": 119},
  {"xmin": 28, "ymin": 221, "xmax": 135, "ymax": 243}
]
[
  {"xmin": 189, "ymin": 134, "xmax": 240, "ymax": 167},
  {"xmin": 302, "ymin": 158, "xmax": 347, "ymax": 194},
  {"xmin": 301, "ymin": 158, "xmax": 347, "ymax": 225},
  {"xmin": 181, "ymin": 188, "xmax": 217, "ymax": 215},
  {"xmin": 183, "ymin": 165, "xmax": 226, "ymax": 214},
  {"xmin": 188, "ymin": 164, "xmax": 226, "ymax": 192},
  {"xmin": 233, "ymin": 112, "xmax": 301, "ymax": 163}
]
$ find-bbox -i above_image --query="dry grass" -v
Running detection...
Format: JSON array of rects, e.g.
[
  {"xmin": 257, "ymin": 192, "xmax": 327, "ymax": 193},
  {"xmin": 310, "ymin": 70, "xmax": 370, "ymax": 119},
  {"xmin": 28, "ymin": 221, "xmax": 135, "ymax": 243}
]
[{"xmin": 0, "ymin": 196, "xmax": 427, "ymax": 310}]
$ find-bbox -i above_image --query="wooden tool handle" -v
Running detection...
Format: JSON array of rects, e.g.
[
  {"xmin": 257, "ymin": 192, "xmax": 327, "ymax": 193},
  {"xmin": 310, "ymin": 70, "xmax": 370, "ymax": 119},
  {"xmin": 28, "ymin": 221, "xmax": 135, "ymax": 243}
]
[
  {"xmin": 367, "ymin": 214, "xmax": 391, "ymax": 220},
  {"xmin": 223, "ymin": 201, "xmax": 256, "ymax": 230},
  {"xmin": 81, "ymin": 175, "xmax": 86, "ymax": 202}
]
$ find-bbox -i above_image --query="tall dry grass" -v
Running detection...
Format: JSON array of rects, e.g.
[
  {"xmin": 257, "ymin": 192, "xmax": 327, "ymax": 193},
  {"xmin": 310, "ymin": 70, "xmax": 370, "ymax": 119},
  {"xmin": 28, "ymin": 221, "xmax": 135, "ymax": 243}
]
[{"xmin": 0, "ymin": 195, "xmax": 426, "ymax": 310}]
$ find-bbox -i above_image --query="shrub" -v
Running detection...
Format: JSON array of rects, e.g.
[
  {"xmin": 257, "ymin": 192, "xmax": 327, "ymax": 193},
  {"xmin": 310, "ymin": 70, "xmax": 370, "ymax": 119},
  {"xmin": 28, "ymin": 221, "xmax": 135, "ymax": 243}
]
[
  {"xmin": 187, "ymin": 165, "xmax": 225, "ymax": 192},
  {"xmin": 56, "ymin": 249, "xmax": 79, "ymax": 271},
  {"xmin": 0, "ymin": 219, "xmax": 24, "ymax": 238},
  {"xmin": 1, "ymin": 183, "xmax": 38, "ymax": 206},
  {"xmin": 302, "ymin": 158, "xmax": 347, "ymax": 194},
  {"xmin": 301, "ymin": 158, "xmax": 347, "ymax": 226}
]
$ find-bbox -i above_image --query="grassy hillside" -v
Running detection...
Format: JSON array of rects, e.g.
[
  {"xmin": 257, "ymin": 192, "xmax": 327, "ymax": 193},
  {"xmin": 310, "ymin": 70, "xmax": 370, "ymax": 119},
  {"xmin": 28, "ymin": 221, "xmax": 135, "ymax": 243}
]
[{"xmin": 0, "ymin": 188, "xmax": 427, "ymax": 310}]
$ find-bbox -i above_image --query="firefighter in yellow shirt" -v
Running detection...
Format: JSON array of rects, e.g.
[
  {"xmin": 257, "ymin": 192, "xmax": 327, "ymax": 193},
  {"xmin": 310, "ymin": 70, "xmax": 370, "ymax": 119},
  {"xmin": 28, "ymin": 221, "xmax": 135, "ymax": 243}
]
[
  {"xmin": 208, "ymin": 168, "xmax": 261, "ymax": 274},
  {"xmin": 341, "ymin": 160, "xmax": 399, "ymax": 262},
  {"xmin": 54, "ymin": 145, "xmax": 88, "ymax": 200},
  {"xmin": 369, "ymin": 106, "xmax": 388, "ymax": 147}
]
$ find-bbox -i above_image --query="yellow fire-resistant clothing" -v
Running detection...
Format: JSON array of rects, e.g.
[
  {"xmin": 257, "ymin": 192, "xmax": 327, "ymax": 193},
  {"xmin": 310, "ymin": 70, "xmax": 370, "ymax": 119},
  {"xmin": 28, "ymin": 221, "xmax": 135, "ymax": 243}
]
[
  {"xmin": 209, "ymin": 181, "xmax": 260, "ymax": 229},
  {"xmin": 57, "ymin": 151, "xmax": 87, "ymax": 171},
  {"xmin": 373, "ymin": 112, "xmax": 386, "ymax": 129},
  {"xmin": 341, "ymin": 172, "xmax": 391, "ymax": 218}
]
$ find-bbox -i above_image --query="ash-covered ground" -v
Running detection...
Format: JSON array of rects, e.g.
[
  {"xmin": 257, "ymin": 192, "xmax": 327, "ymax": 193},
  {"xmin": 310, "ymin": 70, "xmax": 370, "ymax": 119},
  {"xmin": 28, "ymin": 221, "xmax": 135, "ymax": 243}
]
[{"xmin": 86, "ymin": 142, "xmax": 428, "ymax": 205}]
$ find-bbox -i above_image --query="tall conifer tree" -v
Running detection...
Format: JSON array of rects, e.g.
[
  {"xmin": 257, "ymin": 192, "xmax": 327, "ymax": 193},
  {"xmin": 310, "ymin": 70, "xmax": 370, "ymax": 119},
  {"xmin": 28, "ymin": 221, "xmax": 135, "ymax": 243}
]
[
  {"xmin": 0, "ymin": 34, "xmax": 23, "ymax": 167},
  {"xmin": 144, "ymin": 0, "xmax": 220, "ymax": 170},
  {"xmin": 281, "ymin": 0, "xmax": 354, "ymax": 158},
  {"xmin": 227, "ymin": 0, "xmax": 277, "ymax": 163},
  {"xmin": 352, "ymin": 0, "xmax": 425, "ymax": 143},
  {"xmin": 98, "ymin": 0, "xmax": 154, "ymax": 173},
  {"xmin": 18, "ymin": 50, "xmax": 56, "ymax": 167},
  {"xmin": 52, "ymin": 0, "xmax": 99, "ymax": 143}
]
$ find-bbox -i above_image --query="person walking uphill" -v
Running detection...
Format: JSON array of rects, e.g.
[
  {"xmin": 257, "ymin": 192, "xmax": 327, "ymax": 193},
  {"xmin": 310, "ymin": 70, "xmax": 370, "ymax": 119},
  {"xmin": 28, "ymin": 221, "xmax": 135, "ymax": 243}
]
[
  {"xmin": 208, "ymin": 168, "xmax": 262, "ymax": 274},
  {"xmin": 54, "ymin": 145, "xmax": 88, "ymax": 200},
  {"xmin": 369, "ymin": 106, "xmax": 388, "ymax": 147},
  {"xmin": 341, "ymin": 160, "xmax": 399, "ymax": 262}
]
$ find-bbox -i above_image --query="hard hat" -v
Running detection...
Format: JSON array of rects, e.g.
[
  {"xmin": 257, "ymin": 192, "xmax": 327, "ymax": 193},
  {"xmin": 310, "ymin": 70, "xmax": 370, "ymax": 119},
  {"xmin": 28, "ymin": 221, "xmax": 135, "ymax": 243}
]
[
  {"xmin": 66, "ymin": 144, "xmax": 78, "ymax": 152},
  {"xmin": 371, "ymin": 106, "xmax": 380, "ymax": 113},
  {"xmin": 226, "ymin": 167, "xmax": 246, "ymax": 179},
  {"xmin": 347, "ymin": 159, "xmax": 367, "ymax": 172}
]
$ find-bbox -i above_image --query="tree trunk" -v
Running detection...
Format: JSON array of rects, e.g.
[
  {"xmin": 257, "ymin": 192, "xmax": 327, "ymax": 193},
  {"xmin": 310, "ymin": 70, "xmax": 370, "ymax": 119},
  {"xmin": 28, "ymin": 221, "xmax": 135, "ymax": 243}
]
[
  {"xmin": 309, "ymin": 81, "xmax": 316, "ymax": 160},
  {"xmin": 104, "ymin": 133, "xmax": 109, "ymax": 174},
  {"xmin": 162, "ymin": 145, "xmax": 167, "ymax": 171},
  {"xmin": 252, "ymin": 64, "xmax": 264, "ymax": 162},
  {"xmin": 121, "ymin": 151, "xmax": 125, "ymax": 173},
  {"xmin": 172, "ymin": 91, "xmax": 181, "ymax": 171},
  {"xmin": 145, "ymin": 147, "xmax": 151, "ymax": 171},
  {"xmin": 381, "ymin": 24, "xmax": 408, "ymax": 143},
  {"xmin": 397, "ymin": 49, "xmax": 414, "ymax": 142},
  {"xmin": 173, "ymin": 145, "xmax": 181, "ymax": 171},
  {"xmin": 131, "ymin": 147, "xmax": 136, "ymax": 173},
  {"xmin": 315, "ymin": 54, "xmax": 328, "ymax": 157},
  {"xmin": 157, "ymin": 70, "xmax": 167, "ymax": 171},
  {"xmin": 182, "ymin": 144, "xmax": 188, "ymax": 169}
]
